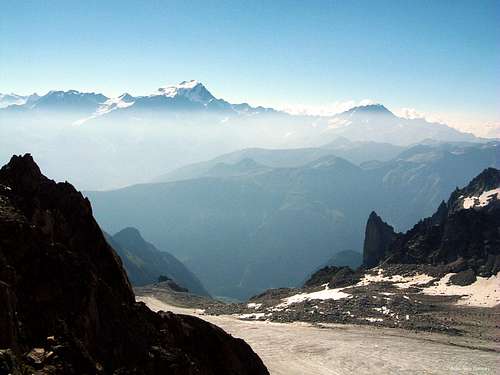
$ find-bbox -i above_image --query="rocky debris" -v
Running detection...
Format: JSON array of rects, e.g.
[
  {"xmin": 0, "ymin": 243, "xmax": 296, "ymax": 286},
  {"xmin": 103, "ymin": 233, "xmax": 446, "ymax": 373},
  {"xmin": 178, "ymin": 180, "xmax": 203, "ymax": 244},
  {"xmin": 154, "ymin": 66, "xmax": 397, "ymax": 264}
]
[
  {"xmin": 0, "ymin": 350, "xmax": 18, "ymax": 374},
  {"xmin": 0, "ymin": 154, "xmax": 268, "ymax": 374},
  {"xmin": 449, "ymin": 269, "xmax": 477, "ymax": 286},
  {"xmin": 199, "ymin": 261, "xmax": 499, "ymax": 342},
  {"xmin": 362, "ymin": 211, "xmax": 398, "ymax": 268},
  {"xmin": 328, "ymin": 267, "xmax": 361, "ymax": 288},
  {"xmin": 135, "ymin": 282, "xmax": 223, "ymax": 310}
]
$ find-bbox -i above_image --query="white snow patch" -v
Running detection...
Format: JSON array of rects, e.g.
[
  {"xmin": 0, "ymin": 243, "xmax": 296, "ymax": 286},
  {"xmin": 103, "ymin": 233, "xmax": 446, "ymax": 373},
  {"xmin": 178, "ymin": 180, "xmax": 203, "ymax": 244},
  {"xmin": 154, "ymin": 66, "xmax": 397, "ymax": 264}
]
[
  {"xmin": 423, "ymin": 272, "xmax": 500, "ymax": 307},
  {"xmin": 357, "ymin": 268, "xmax": 434, "ymax": 288},
  {"xmin": 154, "ymin": 80, "xmax": 214, "ymax": 104},
  {"xmin": 280, "ymin": 285, "xmax": 351, "ymax": 306},
  {"xmin": 393, "ymin": 274, "xmax": 435, "ymax": 288},
  {"xmin": 462, "ymin": 188, "xmax": 500, "ymax": 209},
  {"xmin": 247, "ymin": 303, "xmax": 262, "ymax": 310},
  {"xmin": 374, "ymin": 306, "xmax": 391, "ymax": 315}
]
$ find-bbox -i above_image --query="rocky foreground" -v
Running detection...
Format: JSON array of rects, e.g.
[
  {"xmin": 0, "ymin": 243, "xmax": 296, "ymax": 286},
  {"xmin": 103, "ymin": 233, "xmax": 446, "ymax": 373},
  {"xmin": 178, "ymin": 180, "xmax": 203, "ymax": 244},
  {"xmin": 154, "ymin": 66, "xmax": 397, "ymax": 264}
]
[
  {"xmin": 202, "ymin": 264, "xmax": 499, "ymax": 342},
  {"xmin": 136, "ymin": 296, "xmax": 500, "ymax": 375},
  {"xmin": 0, "ymin": 154, "xmax": 268, "ymax": 374}
]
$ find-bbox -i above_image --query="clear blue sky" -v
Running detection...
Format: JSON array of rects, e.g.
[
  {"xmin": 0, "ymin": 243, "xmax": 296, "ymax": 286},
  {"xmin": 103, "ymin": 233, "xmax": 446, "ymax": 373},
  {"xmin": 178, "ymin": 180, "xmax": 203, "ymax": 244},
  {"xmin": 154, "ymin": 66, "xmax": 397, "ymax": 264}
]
[{"xmin": 1, "ymin": 0, "xmax": 499, "ymax": 131}]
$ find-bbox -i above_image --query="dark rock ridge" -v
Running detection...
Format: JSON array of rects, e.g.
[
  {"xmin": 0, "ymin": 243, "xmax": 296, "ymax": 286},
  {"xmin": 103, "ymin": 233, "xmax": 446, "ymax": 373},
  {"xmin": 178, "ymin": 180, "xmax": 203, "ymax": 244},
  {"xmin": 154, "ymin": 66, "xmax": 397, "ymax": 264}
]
[
  {"xmin": 0, "ymin": 154, "xmax": 268, "ymax": 374},
  {"xmin": 105, "ymin": 227, "xmax": 210, "ymax": 297},
  {"xmin": 304, "ymin": 266, "xmax": 361, "ymax": 289},
  {"xmin": 156, "ymin": 277, "xmax": 189, "ymax": 293},
  {"xmin": 363, "ymin": 168, "xmax": 500, "ymax": 278}
]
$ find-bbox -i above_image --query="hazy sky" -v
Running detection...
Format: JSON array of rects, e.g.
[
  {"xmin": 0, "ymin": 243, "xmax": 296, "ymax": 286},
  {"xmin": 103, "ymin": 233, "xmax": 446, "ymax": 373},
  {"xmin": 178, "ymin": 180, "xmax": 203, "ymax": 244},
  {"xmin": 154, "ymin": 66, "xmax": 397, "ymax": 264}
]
[{"xmin": 2, "ymin": 0, "xmax": 499, "ymax": 134}]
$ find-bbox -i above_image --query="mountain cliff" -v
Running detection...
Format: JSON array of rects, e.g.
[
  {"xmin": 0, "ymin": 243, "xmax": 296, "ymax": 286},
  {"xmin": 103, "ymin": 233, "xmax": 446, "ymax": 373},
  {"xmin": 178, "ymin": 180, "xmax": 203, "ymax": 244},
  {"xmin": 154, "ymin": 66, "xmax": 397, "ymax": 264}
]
[
  {"xmin": 362, "ymin": 212, "xmax": 398, "ymax": 268},
  {"xmin": 0, "ymin": 154, "xmax": 268, "ymax": 374},
  {"xmin": 363, "ymin": 168, "xmax": 500, "ymax": 277}
]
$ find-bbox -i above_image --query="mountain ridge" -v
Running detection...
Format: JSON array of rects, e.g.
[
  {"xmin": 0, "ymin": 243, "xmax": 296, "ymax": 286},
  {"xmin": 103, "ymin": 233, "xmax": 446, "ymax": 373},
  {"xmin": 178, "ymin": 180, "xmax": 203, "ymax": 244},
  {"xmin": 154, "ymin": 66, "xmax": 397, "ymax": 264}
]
[{"xmin": 106, "ymin": 226, "xmax": 210, "ymax": 296}]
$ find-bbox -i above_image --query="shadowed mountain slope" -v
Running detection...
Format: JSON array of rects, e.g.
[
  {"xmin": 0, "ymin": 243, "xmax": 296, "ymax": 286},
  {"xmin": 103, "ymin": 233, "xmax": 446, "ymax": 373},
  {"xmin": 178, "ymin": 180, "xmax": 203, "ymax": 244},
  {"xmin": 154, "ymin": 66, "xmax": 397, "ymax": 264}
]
[{"xmin": 105, "ymin": 227, "xmax": 210, "ymax": 296}]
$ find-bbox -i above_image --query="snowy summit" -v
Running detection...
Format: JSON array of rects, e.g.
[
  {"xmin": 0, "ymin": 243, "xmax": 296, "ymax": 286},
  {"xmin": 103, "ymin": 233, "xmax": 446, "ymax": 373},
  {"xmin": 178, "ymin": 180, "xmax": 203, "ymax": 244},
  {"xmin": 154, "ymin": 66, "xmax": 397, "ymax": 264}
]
[{"xmin": 154, "ymin": 80, "xmax": 215, "ymax": 105}]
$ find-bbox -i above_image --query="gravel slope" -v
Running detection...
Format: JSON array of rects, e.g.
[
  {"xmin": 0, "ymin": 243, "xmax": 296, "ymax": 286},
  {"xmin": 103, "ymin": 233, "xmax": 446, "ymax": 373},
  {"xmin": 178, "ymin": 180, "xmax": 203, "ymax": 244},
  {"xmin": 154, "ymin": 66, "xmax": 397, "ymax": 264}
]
[{"xmin": 138, "ymin": 296, "xmax": 499, "ymax": 375}]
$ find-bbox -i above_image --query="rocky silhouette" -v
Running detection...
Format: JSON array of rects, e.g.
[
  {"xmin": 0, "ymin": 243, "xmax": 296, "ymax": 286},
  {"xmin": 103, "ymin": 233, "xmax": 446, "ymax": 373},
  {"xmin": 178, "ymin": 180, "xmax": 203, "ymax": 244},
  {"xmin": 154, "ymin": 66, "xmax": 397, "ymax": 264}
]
[
  {"xmin": 0, "ymin": 154, "xmax": 268, "ymax": 374},
  {"xmin": 364, "ymin": 168, "xmax": 500, "ymax": 277},
  {"xmin": 362, "ymin": 212, "xmax": 398, "ymax": 268}
]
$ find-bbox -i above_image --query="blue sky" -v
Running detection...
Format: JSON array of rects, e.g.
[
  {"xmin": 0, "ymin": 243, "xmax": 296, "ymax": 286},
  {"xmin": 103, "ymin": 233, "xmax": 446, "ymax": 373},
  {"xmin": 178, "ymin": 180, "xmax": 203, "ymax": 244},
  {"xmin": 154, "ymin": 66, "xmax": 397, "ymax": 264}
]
[{"xmin": 1, "ymin": 0, "xmax": 499, "ymax": 133}]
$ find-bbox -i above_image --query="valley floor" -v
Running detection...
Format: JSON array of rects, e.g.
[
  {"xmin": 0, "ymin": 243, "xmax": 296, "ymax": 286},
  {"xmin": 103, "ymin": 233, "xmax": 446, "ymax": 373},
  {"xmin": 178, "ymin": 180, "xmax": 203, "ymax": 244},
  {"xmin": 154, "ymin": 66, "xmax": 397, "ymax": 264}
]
[{"xmin": 137, "ymin": 296, "xmax": 499, "ymax": 375}]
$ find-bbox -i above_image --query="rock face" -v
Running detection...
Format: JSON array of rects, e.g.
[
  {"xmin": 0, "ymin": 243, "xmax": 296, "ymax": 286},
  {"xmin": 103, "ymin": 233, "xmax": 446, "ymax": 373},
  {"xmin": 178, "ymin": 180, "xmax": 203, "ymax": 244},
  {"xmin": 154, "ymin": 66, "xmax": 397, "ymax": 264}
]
[
  {"xmin": 363, "ymin": 168, "xmax": 500, "ymax": 278},
  {"xmin": 362, "ymin": 211, "xmax": 397, "ymax": 268},
  {"xmin": 0, "ymin": 154, "xmax": 268, "ymax": 374},
  {"xmin": 105, "ymin": 227, "xmax": 210, "ymax": 296}
]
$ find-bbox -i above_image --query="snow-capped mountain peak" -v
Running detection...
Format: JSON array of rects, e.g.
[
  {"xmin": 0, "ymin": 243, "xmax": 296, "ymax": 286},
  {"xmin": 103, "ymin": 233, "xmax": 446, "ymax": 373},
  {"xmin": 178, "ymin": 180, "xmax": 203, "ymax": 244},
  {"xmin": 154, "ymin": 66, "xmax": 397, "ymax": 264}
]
[
  {"xmin": 96, "ymin": 93, "xmax": 135, "ymax": 115},
  {"xmin": 448, "ymin": 168, "xmax": 500, "ymax": 212},
  {"xmin": 0, "ymin": 93, "xmax": 29, "ymax": 108},
  {"xmin": 154, "ymin": 80, "xmax": 215, "ymax": 104},
  {"xmin": 344, "ymin": 104, "xmax": 393, "ymax": 116}
]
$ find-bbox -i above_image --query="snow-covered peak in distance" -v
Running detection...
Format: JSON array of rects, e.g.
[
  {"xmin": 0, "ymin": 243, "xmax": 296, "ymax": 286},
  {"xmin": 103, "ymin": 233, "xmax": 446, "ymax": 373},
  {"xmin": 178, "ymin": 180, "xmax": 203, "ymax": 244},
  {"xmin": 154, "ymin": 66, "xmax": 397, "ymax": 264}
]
[
  {"xmin": 343, "ymin": 104, "xmax": 394, "ymax": 116},
  {"xmin": 96, "ymin": 93, "xmax": 135, "ymax": 115},
  {"xmin": 73, "ymin": 93, "xmax": 136, "ymax": 125},
  {"xmin": 154, "ymin": 80, "xmax": 216, "ymax": 105},
  {"xmin": 37, "ymin": 90, "xmax": 108, "ymax": 105},
  {"xmin": 0, "ymin": 93, "xmax": 33, "ymax": 108}
]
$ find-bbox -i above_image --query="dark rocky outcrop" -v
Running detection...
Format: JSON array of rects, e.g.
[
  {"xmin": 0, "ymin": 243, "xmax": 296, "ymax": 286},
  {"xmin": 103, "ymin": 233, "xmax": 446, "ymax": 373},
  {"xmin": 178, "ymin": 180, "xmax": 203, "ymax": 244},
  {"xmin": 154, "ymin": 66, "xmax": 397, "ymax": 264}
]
[
  {"xmin": 449, "ymin": 269, "xmax": 477, "ymax": 286},
  {"xmin": 0, "ymin": 154, "xmax": 268, "ymax": 374},
  {"xmin": 156, "ymin": 277, "xmax": 189, "ymax": 293},
  {"xmin": 362, "ymin": 168, "xmax": 500, "ymax": 278},
  {"xmin": 362, "ymin": 211, "xmax": 397, "ymax": 268},
  {"xmin": 304, "ymin": 266, "xmax": 360, "ymax": 289}
]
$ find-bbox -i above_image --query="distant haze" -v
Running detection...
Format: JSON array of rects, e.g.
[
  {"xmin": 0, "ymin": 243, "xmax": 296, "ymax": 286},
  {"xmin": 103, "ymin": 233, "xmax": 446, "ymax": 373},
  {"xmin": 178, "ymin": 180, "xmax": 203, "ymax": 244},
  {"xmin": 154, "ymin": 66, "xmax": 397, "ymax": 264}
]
[{"xmin": 0, "ymin": 81, "xmax": 489, "ymax": 190}]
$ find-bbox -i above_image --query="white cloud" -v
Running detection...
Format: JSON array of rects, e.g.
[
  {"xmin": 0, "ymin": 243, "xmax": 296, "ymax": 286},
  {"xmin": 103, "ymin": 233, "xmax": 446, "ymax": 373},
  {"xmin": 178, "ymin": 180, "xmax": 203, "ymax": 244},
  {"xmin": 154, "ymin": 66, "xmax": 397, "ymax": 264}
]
[
  {"xmin": 397, "ymin": 107, "xmax": 426, "ymax": 120},
  {"xmin": 459, "ymin": 122, "xmax": 500, "ymax": 138},
  {"xmin": 278, "ymin": 99, "xmax": 374, "ymax": 117},
  {"xmin": 396, "ymin": 107, "xmax": 446, "ymax": 124},
  {"xmin": 396, "ymin": 107, "xmax": 500, "ymax": 138}
]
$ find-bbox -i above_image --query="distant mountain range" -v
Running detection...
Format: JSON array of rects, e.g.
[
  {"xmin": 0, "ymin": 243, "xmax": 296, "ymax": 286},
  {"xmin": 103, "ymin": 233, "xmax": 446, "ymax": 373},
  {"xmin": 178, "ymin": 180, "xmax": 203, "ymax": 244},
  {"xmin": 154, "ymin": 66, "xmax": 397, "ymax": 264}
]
[
  {"xmin": 1, "ymin": 80, "xmax": 274, "ymax": 119},
  {"xmin": 152, "ymin": 137, "xmax": 406, "ymax": 182},
  {"xmin": 0, "ymin": 93, "xmax": 40, "ymax": 108},
  {"xmin": 1, "ymin": 81, "xmax": 483, "ymax": 146},
  {"xmin": 86, "ymin": 140, "xmax": 499, "ymax": 299},
  {"xmin": 2, "ymin": 81, "xmax": 492, "ymax": 190}
]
